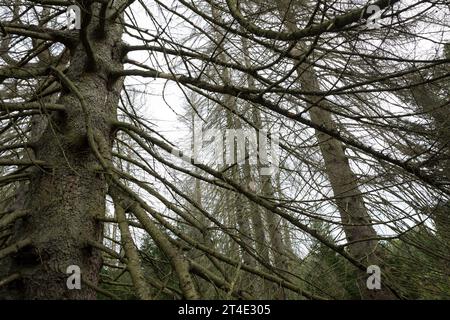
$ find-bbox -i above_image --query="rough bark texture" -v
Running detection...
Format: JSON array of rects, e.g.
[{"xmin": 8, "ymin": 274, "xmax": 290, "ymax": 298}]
[{"xmin": 0, "ymin": 3, "xmax": 124, "ymax": 299}]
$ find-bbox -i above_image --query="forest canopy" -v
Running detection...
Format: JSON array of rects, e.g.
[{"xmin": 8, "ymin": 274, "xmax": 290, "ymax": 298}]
[{"xmin": 0, "ymin": 0, "xmax": 449, "ymax": 300}]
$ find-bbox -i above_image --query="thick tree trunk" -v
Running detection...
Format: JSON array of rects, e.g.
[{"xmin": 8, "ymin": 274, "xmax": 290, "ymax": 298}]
[{"xmin": 0, "ymin": 3, "xmax": 124, "ymax": 299}]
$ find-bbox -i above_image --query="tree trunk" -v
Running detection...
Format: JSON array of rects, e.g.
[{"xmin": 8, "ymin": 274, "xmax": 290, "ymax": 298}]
[
  {"xmin": 274, "ymin": 0, "xmax": 396, "ymax": 299},
  {"xmin": 0, "ymin": 3, "xmax": 124, "ymax": 299}
]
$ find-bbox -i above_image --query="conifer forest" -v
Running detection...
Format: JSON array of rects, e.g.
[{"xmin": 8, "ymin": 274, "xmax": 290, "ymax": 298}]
[{"xmin": 0, "ymin": 0, "xmax": 449, "ymax": 301}]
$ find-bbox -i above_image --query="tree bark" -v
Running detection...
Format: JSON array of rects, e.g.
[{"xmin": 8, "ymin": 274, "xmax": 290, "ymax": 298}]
[{"xmin": 0, "ymin": 3, "xmax": 124, "ymax": 299}]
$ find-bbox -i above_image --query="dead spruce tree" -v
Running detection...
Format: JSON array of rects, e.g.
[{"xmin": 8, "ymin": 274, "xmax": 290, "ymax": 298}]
[{"xmin": 0, "ymin": 0, "xmax": 449, "ymax": 299}]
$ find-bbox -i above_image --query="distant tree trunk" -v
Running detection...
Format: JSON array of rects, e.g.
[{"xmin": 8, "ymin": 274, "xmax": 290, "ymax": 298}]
[
  {"xmin": 225, "ymin": 94, "xmax": 257, "ymax": 293},
  {"xmin": 274, "ymin": 0, "xmax": 396, "ymax": 299},
  {"xmin": 408, "ymin": 48, "xmax": 450, "ymax": 274},
  {"xmin": 244, "ymin": 160, "xmax": 271, "ymax": 297},
  {"xmin": 209, "ymin": 4, "xmax": 258, "ymax": 295},
  {"xmin": 241, "ymin": 34, "xmax": 291, "ymax": 299}
]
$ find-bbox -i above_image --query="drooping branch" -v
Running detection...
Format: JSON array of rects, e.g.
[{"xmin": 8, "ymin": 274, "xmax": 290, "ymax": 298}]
[
  {"xmin": 226, "ymin": 0, "xmax": 399, "ymax": 41},
  {"xmin": 0, "ymin": 210, "xmax": 29, "ymax": 230},
  {"xmin": 82, "ymin": 277, "xmax": 121, "ymax": 300},
  {"xmin": 0, "ymin": 102, "xmax": 65, "ymax": 113},
  {"xmin": 0, "ymin": 238, "xmax": 32, "ymax": 260},
  {"xmin": 109, "ymin": 185, "xmax": 200, "ymax": 300},
  {"xmin": 113, "ymin": 199, "xmax": 152, "ymax": 300},
  {"xmin": 188, "ymin": 259, "xmax": 253, "ymax": 300},
  {"xmin": 0, "ymin": 273, "xmax": 20, "ymax": 288},
  {"xmin": 86, "ymin": 239, "xmax": 126, "ymax": 263}
]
